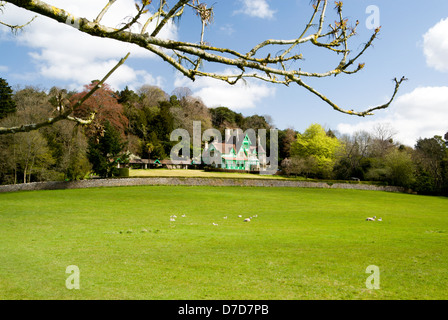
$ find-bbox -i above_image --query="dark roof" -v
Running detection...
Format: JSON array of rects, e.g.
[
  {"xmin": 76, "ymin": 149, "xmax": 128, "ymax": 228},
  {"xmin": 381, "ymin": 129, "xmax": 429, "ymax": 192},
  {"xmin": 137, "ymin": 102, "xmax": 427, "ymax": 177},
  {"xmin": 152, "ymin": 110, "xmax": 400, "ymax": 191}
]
[
  {"xmin": 160, "ymin": 159, "xmax": 191, "ymax": 165},
  {"xmin": 129, "ymin": 159, "xmax": 164, "ymax": 164},
  {"xmin": 129, "ymin": 159, "xmax": 151, "ymax": 164}
]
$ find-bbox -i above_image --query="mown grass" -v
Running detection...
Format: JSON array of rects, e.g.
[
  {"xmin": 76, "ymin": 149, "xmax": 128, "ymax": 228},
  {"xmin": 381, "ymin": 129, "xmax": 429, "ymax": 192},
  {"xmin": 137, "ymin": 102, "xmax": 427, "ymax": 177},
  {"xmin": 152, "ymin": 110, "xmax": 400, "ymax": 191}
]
[{"xmin": 0, "ymin": 186, "xmax": 447, "ymax": 299}]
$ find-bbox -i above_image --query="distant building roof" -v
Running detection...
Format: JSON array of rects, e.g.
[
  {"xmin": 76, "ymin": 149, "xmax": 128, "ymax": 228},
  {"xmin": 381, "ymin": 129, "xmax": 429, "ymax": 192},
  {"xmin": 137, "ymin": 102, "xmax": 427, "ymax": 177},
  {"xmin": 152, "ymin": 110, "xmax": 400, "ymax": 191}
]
[
  {"xmin": 129, "ymin": 159, "xmax": 151, "ymax": 164},
  {"xmin": 160, "ymin": 159, "xmax": 191, "ymax": 165}
]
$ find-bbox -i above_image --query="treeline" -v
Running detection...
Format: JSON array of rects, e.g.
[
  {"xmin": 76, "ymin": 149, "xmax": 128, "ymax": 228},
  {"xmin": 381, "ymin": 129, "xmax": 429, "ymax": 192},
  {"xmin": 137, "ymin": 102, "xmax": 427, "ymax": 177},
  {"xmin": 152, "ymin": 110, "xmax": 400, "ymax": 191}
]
[
  {"xmin": 282, "ymin": 123, "xmax": 448, "ymax": 196},
  {"xmin": 0, "ymin": 78, "xmax": 274, "ymax": 183},
  {"xmin": 0, "ymin": 78, "xmax": 447, "ymax": 196}
]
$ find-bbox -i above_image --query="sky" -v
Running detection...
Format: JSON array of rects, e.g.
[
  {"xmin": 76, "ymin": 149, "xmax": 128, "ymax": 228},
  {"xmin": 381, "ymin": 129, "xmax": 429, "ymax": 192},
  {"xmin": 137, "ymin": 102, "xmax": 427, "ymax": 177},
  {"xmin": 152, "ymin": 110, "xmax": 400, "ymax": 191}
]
[{"xmin": 1, "ymin": 0, "xmax": 447, "ymax": 147}]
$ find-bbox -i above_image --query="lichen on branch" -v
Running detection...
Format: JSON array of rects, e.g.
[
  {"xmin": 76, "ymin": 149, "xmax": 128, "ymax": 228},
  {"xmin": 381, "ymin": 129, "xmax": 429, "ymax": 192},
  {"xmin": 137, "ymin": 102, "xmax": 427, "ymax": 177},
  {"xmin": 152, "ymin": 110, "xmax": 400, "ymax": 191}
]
[{"xmin": 1, "ymin": 0, "xmax": 406, "ymax": 123}]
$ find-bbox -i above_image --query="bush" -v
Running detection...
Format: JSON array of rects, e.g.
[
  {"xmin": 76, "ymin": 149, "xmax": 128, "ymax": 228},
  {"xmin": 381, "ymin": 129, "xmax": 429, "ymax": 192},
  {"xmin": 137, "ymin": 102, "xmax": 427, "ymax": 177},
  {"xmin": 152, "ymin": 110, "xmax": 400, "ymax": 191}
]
[
  {"xmin": 384, "ymin": 149, "xmax": 415, "ymax": 188},
  {"xmin": 118, "ymin": 168, "xmax": 130, "ymax": 177},
  {"xmin": 412, "ymin": 171, "xmax": 436, "ymax": 195},
  {"xmin": 281, "ymin": 156, "xmax": 318, "ymax": 178}
]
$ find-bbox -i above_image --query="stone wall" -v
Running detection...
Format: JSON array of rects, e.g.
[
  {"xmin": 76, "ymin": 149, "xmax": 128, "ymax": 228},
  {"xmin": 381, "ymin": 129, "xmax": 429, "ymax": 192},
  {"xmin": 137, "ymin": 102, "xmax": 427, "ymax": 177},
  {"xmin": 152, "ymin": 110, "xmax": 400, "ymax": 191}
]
[{"xmin": 0, "ymin": 177, "xmax": 405, "ymax": 193}]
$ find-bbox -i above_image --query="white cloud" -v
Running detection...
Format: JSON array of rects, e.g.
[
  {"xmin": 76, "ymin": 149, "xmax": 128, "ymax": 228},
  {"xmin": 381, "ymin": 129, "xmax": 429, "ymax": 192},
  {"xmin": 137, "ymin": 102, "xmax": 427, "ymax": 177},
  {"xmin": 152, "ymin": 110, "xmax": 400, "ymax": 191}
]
[
  {"xmin": 0, "ymin": 65, "xmax": 9, "ymax": 72},
  {"xmin": 219, "ymin": 24, "xmax": 235, "ymax": 36},
  {"xmin": 174, "ymin": 70, "xmax": 276, "ymax": 110},
  {"xmin": 1, "ymin": 0, "xmax": 177, "ymax": 90},
  {"xmin": 337, "ymin": 87, "xmax": 448, "ymax": 147},
  {"xmin": 234, "ymin": 0, "xmax": 276, "ymax": 19},
  {"xmin": 340, "ymin": 18, "xmax": 448, "ymax": 146},
  {"xmin": 423, "ymin": 17, "xmax": 448, "ymax": 72}
]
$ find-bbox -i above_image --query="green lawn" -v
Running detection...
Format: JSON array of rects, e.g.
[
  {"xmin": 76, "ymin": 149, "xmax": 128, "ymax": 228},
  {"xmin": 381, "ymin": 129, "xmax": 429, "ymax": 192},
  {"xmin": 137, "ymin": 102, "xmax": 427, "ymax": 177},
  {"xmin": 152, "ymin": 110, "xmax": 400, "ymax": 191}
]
[{"xmin": 0, "ymin": 186, "xmax": 447, "ymax": 300}]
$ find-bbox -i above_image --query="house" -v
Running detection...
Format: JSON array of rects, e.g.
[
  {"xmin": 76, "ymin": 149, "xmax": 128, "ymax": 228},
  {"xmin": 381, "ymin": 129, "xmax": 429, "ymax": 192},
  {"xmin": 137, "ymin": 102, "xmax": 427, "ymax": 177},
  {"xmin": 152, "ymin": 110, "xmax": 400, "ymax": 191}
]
[
  {"xmin": 128, "ymin": 155, "xmax": 161, "ymax": 169},
  {"xmin": 204, "ymin": 131, "xmax": 266, "ymax": 171},
  {"xmin": 161, "ymin": 159, "xmax": 191, "ymax": 169},
  {"xmin": 128, "ymin": 157, "xmax": 193, "ymax": 170},
  {"xmin": 128, "ymin": 158, "xmax": 152, "ymax": 169},
  {"xmin": 126, "ymin": 130, "xmax": 268, "ymax": 172}
]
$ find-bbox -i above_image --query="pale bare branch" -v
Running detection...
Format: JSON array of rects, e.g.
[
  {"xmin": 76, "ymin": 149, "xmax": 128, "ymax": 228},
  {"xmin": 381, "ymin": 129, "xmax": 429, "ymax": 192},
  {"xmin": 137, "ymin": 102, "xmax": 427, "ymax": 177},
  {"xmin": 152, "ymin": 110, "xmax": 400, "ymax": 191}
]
[
  {"xmin": 0, "ymin": 53, "xmax": 131, "ymax": 135},
  {"xmin": 94, "ymin": 0, "xmax": 117, "ymax": 24},
  {"xmin": 151, "ymin": 0, "xmax": 189, "ymax": 37},
  {"xmin": 0, "ymin": 2, "xmax": 36, "ymax": 34},
  {"xmin": 2, "ymin": 0, "xmax": 405, "ymax": 117}
]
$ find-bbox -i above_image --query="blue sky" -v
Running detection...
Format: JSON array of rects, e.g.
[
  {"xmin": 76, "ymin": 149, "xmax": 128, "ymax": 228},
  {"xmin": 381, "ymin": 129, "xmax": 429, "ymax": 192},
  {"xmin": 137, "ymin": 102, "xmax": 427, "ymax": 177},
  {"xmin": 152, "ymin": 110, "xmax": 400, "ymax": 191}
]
[{"xmin": 1, "ymin": 0, "xmax": 448, "ymax": 146}]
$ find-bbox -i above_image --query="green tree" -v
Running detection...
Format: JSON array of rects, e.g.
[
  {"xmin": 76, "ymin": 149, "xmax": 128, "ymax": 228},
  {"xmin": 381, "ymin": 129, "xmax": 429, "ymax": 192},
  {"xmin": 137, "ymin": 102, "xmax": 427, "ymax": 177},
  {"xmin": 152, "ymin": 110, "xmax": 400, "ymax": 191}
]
[
  {"xmin": 117, "ymin": 86, "xmax": 139, "ymax": 105},
  {"xmin": 209, "ymin": 106, "xmax": 244, "ymax": 131},
  {"xmin": 87, "ymin": 121, "xmax": 128, "ymax": 178},
  {"xmin": 413, "ymin": 136, "xmax": 448, "ymax": 195},
  {"xmin": 290, "ymin": 124, "xmax": 341, "ymax": 178},
  {"xmin": 0, "ymin": 78, "xmax": 16, "ymax": 119},
  {"xmin": 145, "ymin": 131, "xmax": 166, "ymax": 159},
  {"xmin": 1, "ymin": 130, "xmax": 56, "ymax": 184},
  {"xmin": 383, "ymin": 149, "xmax": 415, "ymax": 188},
  {"xmin": 242, "ymin": 115, "xmax": 271, "ymax": 131},
  {"xmin": 153, "ymin": 101, "xmax": 175, "ymax": 157},
  {"xmin": 0, "ymin": 86, "xmax": 58, "ymax": 184},
  {"xmin": 278, "ymin": 128, "xmax": 297, "ymax": 163},
  {"xmin": 43, "ymin": 121, "xmax": 91, "ymax": 181},
  {"xmin": 334, "ymin": 130, "xmax": 373, "ymax": 180}
]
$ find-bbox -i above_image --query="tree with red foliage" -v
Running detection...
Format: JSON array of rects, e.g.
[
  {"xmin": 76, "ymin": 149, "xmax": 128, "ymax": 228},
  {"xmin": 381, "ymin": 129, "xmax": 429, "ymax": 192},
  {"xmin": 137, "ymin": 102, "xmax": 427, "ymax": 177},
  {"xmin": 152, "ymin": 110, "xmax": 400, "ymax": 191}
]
[{"xmin": 72, "ymin": 81, "xmax": 128, "ymax": 140}]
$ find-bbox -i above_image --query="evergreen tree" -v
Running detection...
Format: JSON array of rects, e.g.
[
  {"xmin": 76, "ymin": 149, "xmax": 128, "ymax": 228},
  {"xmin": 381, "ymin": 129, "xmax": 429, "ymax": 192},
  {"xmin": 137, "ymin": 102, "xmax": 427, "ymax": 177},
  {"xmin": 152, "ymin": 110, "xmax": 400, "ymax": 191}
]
[
  {"xmin": 87, "ymin": 121, "xmax": 128, "ymax": 178},
  {"xmin": 0, "ymin": 78, "xmax": 17, "ymax": 120}
]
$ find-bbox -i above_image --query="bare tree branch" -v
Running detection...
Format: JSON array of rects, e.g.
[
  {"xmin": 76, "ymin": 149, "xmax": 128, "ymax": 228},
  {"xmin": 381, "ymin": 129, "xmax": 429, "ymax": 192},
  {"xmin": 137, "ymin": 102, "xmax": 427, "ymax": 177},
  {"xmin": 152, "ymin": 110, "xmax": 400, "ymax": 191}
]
[
  {"xmin": 1, "ymin": 0, "xmax": 405, "ymax": 118},
  {"xmin": 0, "ymin": 0, "xmax": 36, "ymax": 34},
  {"xmin": 94, "ymin": 0, "xmax": 117, "ymax": 24},
  {"xmin": 151, "ymin": 0, "xmax": 189, "ymax": 37},
  {"xmin": 0, "ymin": 53, "xmax": 130, "ymax": 135}
]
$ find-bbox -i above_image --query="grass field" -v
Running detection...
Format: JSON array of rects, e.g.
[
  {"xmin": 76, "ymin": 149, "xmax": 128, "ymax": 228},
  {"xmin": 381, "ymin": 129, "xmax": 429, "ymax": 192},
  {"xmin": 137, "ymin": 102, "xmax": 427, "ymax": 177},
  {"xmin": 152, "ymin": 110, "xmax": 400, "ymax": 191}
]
[{"xmin": 0, "ymin": 185, "xmax": 447, "ymax": 299}]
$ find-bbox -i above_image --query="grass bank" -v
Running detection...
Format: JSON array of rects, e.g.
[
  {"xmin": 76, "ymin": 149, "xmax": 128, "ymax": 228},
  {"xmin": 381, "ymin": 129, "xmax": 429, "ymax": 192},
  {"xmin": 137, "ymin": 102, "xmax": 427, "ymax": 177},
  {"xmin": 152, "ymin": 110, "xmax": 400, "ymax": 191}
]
[{"xmin": 0, "ymin": 186, "xmax": 447, "ymax": 299}]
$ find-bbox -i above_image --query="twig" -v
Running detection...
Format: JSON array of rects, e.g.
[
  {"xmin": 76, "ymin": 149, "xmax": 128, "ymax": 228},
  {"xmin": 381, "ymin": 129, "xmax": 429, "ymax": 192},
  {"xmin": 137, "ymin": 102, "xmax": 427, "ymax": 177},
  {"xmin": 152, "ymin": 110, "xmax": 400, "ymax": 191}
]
[{"xmin": 0, "ymin": 52, "xmax": 131, "ymax": 135}]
